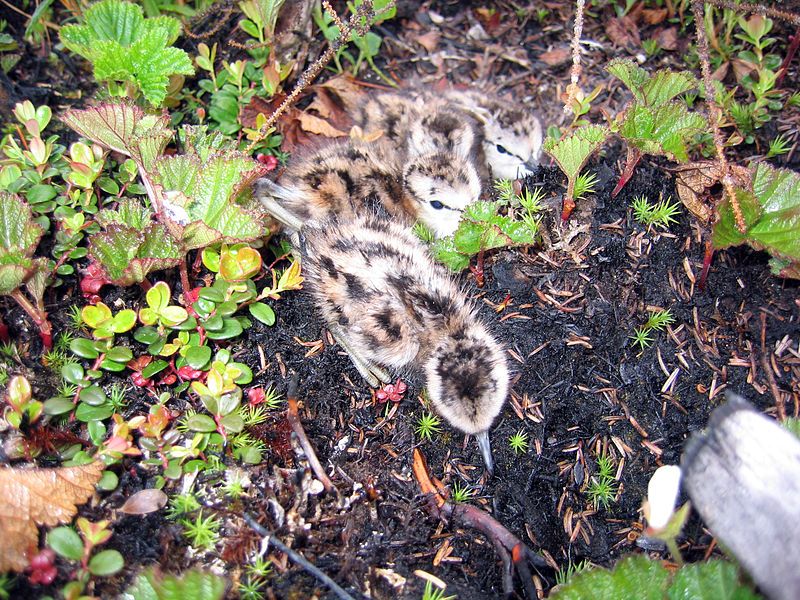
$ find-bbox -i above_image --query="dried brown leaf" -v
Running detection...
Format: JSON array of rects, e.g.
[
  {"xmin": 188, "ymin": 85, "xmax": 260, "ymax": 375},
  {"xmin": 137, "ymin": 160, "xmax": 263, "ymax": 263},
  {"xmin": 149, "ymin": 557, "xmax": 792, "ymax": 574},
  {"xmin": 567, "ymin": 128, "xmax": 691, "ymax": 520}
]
[
  {"xmin": 672, "ymin": 160, "xmax": 722, "ymax": 223},
  {"xmin": 118, "ymin": 488, "xmax": 168, "ymax": 515},
  {"xmin": 606, "ymin": 16, "xmax": 641, "ymax": 50},
  {"xmin": 642, "ymin": 8, "xmax": 668, "ymax": 25},
  {"xmin": 0, "ymin": 462, "xmax": 103, "ymax": 572},
  {"xmin": 296, "ymin": 112, "xmax": 347, "ymax": 138},
  {"xmin": 655, "ymin": 27, "xmax": 677, "ymax": 51},
  {"xmin": 414, "ymin": 31, "xmax": 441, "ymax": 53},
  {"xmin": 538, "ymin": 47, "xmax": 571, "ymax": 67}
]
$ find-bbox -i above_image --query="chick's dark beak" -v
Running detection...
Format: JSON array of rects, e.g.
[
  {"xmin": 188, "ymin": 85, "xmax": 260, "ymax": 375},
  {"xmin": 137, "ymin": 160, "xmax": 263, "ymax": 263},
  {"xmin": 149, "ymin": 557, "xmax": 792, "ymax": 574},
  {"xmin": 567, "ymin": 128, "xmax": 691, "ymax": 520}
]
[{"xmin": 475, "ymin": 430, "xmax": 494, "ymax": 475}]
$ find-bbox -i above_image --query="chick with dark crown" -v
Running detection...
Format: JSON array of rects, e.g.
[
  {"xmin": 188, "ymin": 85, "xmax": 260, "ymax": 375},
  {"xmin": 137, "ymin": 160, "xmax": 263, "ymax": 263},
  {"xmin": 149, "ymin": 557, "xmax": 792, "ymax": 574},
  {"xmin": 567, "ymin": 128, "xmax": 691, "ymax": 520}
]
[
  {"xmin": 299, "ymin": 213, "xmax": 509, "ymax": 471},
  {"xmin": 350, "ymin": 88, "xmax": 543, "ymax": 181}
]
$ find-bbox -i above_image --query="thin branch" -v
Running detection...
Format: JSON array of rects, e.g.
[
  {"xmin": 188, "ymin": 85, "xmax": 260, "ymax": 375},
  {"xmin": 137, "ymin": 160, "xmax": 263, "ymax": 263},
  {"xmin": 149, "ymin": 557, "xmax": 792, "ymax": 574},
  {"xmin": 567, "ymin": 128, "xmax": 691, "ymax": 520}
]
[
  {"xmin": 691, "ymin": 0, "xmax": 746, "ymax": 233},
  {"xmin": 564, "ymin": 0, "xmax": 586, "ymax": 114},
  {"xmin": 702, "ymin": 0, "xmax": 800, "ymax": 26},
  {"xmin": 286, "ymin": 374, "xmax": 335, "ymax": 493},
  {"xmin": 242, "ymin": 513, "xmax": 361, "ymax": 600},
  {"xmin": 412, "ymin": 448, "xmax": 547, "ymax": 598},
  {"xmin": 245, "ymin": 1, "xmax": 388, "ymax": 154}
]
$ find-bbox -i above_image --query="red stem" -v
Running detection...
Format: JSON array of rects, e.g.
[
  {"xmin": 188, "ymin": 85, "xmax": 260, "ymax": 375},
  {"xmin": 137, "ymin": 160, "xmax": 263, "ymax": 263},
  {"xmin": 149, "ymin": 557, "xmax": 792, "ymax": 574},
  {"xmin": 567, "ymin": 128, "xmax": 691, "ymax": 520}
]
[
  {"xmin": 776, "ymin": 27, "xmax": 800, "ymax": 87},
  {"xmin": 612, "ymin": 146, "xmax": 642, "ymax": 199},
  {"xmin": 699, "ymin": 239, "xmax": 714, "ymax": 291},
  {"xmin": 9, "ymin": 289, "xmax": 52, "ymax": 349}
]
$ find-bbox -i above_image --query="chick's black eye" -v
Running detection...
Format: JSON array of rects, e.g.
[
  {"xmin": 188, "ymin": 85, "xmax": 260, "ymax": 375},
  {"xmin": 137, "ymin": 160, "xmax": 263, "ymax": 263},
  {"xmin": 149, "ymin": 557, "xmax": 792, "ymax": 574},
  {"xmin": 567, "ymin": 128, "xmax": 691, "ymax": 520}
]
[
  {"xmin": 496, "ymin": 144, "xmax": 510, "ymax": 155},
  {"xmin": 430, "ymin": 200, "xmax": 444, "ymax": 210}
]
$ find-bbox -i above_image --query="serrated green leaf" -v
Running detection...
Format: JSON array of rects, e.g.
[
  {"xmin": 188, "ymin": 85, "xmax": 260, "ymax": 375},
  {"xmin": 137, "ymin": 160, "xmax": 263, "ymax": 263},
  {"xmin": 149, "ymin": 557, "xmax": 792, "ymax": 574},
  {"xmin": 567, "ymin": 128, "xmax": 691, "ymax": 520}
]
[
  {"xmin": 667, "ymin": 560, "xmax": 760, "ymax": 600},
  {"xmin": 543, "ymin": 125, "xmax": 609, "ymax": 180},
  {"xmin": 0, "ymin": 193, "xmax": 44, "ymax": 294},
  {"xmin": 607, "ymin": 58, "xmax": 697, "ymax": 107},
  {"xmin": 551, "ymin": 555, "xmax": 670, "ymax": 600},
  {"xmin": 713, "ymin": 162, "xmax": 800, "ymax": 277},
  {"xmin": 60, "ymin": 0, "xmax": 192, "ymax": 107},
  {"xmin": 89, "ymin": 223, "xmax": 182, "ymax": 286},
  {"xmin": 61, "ymin": 101, "xmax": 171, "ymax": 159},
  {"xmin": 96, "ymin": 197, "xmax": 153, "ymax": 230},
  {"xmin": 619, "ymin": 103, "xmax": 706, "ymax": 162}
]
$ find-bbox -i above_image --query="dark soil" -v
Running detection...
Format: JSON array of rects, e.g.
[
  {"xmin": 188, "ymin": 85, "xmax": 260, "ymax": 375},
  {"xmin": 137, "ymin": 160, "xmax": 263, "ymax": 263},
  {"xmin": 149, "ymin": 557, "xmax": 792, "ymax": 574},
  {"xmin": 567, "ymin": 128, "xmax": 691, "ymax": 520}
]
[{"xmin": 2, "ymin": 1, "xmax": 800, "ymax": 599}]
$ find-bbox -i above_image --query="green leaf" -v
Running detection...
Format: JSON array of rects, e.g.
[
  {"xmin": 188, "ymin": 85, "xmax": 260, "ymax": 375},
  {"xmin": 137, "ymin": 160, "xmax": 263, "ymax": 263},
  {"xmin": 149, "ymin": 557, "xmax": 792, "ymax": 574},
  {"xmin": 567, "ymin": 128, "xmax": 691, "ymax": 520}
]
[
  {"xmin": 60, "ymin": 0, "xmax": 193, "ymax": 107},
  {"xmin": 47, "ymin": 527, "xmax": 84, "ymax": 561},
  {"xmin": 105, "ymin": 345, "xmax": 133, "ymax": 363},
  {"xmin": 248, "ymin": 302, "xmax": 275, "ymax": 326},
  {"xmin": 713, "ymin": 162, "xmax": 800, "ymax": 278},
  {"xmin": 61, "ymin": 101, "xmax": 172, "ymax": 163},
  {"xmin": 186, "ymin": 413, "xmax": 217, "ymax": 432},
  {"xmin": 62, "ymin": 362, "xmax": 86, "ymax": 385},
  {"xmin": 43, "ymin": 397, "xmax": 76, "ymax": 415},
  {"xmin": 668, "ymin": 560, "xmax": 760, "ymax": 600},
  {"xmin": 152, "ymin": 152, "xmax": 267, "ymax": 250},
  {"xmin": 619, "ymin": 103, "xmax": 706, "ymax": 162},
  {"xmin": 543, "ymin": 125, "xmax": 608, "ymax": 181},
  {"xmin": 220, "ymin": 412, "xmax": 244, "ymax": 432},
  {"xmin": 80, "ymin": 385, "xmax": 108, "ymax": 406},
  {"xmin": 204, "ymin": 317, "xmax": 243, "ymax": 340},
  {"xmin": 70, "ymin": 337, "xmax": 100, "ymax": 359},
  {"xmin": 124, "ymin": 567, "xmax": 226, "ymax": 600},
  {"xmin": 0, "ymin": 193, "xmax": 45, "ymax": 294},
  {"xmin": 89, "ymin": 223, "xmax": 182, "ymax": 286},
  {"xmin": 607, "ymin": 58, "xmax": 697, "ymax": 107},
  {"xmin": 89, "ymin": 549, "xmax": 125, "ymax": 576},
  {"xmin": 141, "ymin": 359, "xmax": 169, "ymax": 379},
  {"xmin": 184, "ymin": 345, "xmax": 212, "ymax": 369},
  {"xmin": 551, "ymin": 555, "xmax": 670, "ymax": 600},
  {"xmin": 76, "ymin": 402, "xmax": 115, "ymax": 422}
]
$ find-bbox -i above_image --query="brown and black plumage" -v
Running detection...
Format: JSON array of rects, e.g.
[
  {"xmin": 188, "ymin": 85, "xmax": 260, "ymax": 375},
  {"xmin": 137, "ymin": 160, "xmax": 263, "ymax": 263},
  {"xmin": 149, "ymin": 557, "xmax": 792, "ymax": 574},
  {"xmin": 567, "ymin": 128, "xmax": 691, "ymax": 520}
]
[{"xmin": 300, "ymin": 213, "xmax": 509, "ymax": 471}]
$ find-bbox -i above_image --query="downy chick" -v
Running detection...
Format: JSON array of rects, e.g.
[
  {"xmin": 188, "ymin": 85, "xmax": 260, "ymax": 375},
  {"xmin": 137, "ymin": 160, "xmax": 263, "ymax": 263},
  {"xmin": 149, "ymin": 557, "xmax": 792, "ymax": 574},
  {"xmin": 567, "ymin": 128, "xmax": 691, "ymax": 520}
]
[
  {"xmin": 256, "ymin": 126, "xmax": 481, "ymax": 238},
  {"xmin": 352, "ymin": 88, "xmax": 543, "ymax": 181},
  {"xmin": 300, "ymin": 213, "xmax": 509, "ymax": 471}
]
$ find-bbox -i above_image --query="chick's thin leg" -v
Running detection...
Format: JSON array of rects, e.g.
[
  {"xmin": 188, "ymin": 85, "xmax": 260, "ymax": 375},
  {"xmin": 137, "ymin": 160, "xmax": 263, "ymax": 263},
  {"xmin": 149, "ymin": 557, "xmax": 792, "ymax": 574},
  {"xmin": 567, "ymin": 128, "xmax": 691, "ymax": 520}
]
[{"xmin": 327, "ymin": 323, "xmax": 392, "ymax": 386}]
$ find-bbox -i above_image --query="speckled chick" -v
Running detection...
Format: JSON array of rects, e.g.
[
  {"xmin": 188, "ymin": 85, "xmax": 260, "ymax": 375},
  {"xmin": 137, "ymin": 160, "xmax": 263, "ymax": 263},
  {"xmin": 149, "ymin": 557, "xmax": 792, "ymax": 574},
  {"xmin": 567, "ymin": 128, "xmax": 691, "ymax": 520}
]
[
  {"xmin": 300, "ymin": 213, "xmax": 509, "ymax": 471},
  {"xmin": 352, "ymin": 88, "xmax": 543, "ymax": 181},
  {"xmin": 439, "ymin": 89, "xmax": 544, "ymax": 181},
  {"xmin": 256, "ymin": 130, "xmax": 481, "ymax": 238}
]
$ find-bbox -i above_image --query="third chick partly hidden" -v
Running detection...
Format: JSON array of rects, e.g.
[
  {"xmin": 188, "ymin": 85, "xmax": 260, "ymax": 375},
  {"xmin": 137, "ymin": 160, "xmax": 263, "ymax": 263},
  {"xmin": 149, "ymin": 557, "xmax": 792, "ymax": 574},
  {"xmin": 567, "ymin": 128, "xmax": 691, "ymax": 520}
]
[
  {"xmin": 300, "ymin": 213, "xmax": 510, "ymax": 471},
  {"xmin": 256, "ymin": 99, "xmax": 482, "ymax": 239},
  {"xmin": 352, "ymin": 88, "xmax": 543, "ymax": 181}
]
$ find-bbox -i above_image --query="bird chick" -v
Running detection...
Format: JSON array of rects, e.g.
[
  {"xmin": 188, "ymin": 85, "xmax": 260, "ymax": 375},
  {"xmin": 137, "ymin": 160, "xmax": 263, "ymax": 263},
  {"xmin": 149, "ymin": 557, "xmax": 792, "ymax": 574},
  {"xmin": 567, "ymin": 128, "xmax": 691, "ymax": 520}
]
[
  {"xmin": 256, "ymin": 134, "xmax": 480, "ymax": 238},
  {"xmin": 438, "ymin": 89, "xmax": 544, "ymax": 181},
  {"xmin": 353, "ymin": 88, "xmax": 543, "ymax": 181},
  {"xmin": 300, "ymin": 213, "xmax": 509, "ymax": 471}
]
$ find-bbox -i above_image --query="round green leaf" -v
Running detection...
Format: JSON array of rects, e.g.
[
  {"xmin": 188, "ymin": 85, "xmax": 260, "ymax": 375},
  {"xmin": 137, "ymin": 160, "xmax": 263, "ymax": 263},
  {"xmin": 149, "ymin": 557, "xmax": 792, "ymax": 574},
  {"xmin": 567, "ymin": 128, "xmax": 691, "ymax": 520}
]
[
  {"xmin": 62, "ymin": 362, "xmax": 86, "ymax": 385},
  {"xmin": 44, "ymin": 397, "xmax": 75, "ymax": 415},
  {"xmin": 220, "ymin": 413, "xmax": 244, "ymax": 432},
  {"xmin": 79, "ymin": 385, "xmax": 108, "ymax": 406},
  {"xmin": 47, "ymin": 527, "xmax": 83, "ymax": 561},
  {"xmin": 186, "ymin": 414, "xmax": 217, "ymax": 432},
  {"xmin": 75, "ymin": 402, "xmax": 114, "ymax": 422},
  {"xmin": 216, "ymin": 300, "xmax": 238, "ymax": 317},
  {"xmin": 98, "ymin": 470, "xmax": 119, "ymax": 491},
  {"xmin": 105, "ymin": 346, "xmax": 133, "ymax": 363},
  {"xmin": 202, "ymin": 314, "xmax": 223, "ymax": 331},
  {"xmin": 249, "ymin": 302, "xmax": 275, "ymax": 326},
  {"xmin": 199, "ymin": 287, "xmax": 224, "ymax": 303},
  {"xmin": 134, "ymin": 326, "xmax": 161, "ymax": 345},
  {"xmin": 184, "ymin": 345, "xmax": 212, "ymax": 370},
  {"xmin": 141, "ymin": 359, "xmax": 169, "ymax": 379},
  {"xmin": 88, "ymin": 549, "xmax": 124, "ymax": 576},
  {"xmin": 111, "ymin": 309, "xmax": 137, "ymax": 333},
  {"xmin": 160, "ymin": 306, "xmax": 189, "ymax": 326},
  {"xmin": 205, "ymin": 318, "xmax": 243, "ymax": 340},
  {"xmin": 88, "ymin": 419, "xmax": 106, "ymax": 445},
  {"xmin": 172, "ymin": 315, "xmax": 198, "ymax": 331},
  {"xmin": 101, "ymin": 358, "xmax": 128, "ymax": 372},
  {"xmin": 231, "ymin": 362, "xmax": 252, "ymax": 385}
]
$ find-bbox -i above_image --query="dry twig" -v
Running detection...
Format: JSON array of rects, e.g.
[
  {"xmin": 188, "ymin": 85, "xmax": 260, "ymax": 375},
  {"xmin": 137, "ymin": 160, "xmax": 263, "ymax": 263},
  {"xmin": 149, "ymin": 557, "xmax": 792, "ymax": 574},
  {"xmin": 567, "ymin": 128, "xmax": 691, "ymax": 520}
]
[
  {"xmin": 412, "ymin": 449, "xmax": 547, "ymax": 598},
  {"xmin": 286, "ymin": 374, "xmax": 335, "ymax": 493}
]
